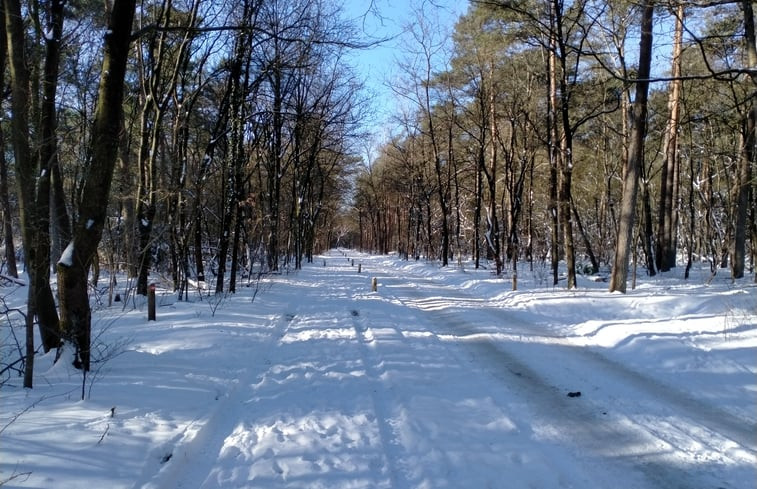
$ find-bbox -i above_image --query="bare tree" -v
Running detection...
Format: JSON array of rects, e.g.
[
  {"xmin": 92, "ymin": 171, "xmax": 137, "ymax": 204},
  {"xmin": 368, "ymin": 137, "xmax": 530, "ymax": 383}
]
[
  {"xmin": 609, "ymin": 0, "xmax": 654, "ymax": 293},
  {"xmin": 133, "ymin": 0, "xmax": 201, "ymax": 296},
  {"xmin": 657, "ymin": 4, "xmax": 685, "ymax": 273},
  {"xmin": 0, "ymin": 4, "xmax": 17, "ymax": 280},
  {"xmin": 731, "ymin": 0, "xmax": 756, "ymax": 279},
  {"xmin": 57, "ymin": 0, "xmax": 137, "ymax": 371},
  {"xmin": 4, "ymin": 0, "xmax": 65, "ymax": 386}
]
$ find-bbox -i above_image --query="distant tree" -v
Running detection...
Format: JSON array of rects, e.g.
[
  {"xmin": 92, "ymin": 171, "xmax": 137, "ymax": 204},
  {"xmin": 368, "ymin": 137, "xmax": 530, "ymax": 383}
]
[{"xmin": 396, "ymin": 4, "xmax": 454, "ymax": 266}]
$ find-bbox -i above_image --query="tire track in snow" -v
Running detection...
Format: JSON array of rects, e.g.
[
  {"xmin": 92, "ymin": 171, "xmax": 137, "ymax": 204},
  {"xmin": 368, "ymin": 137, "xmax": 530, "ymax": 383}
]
[
  {"xmin": 355, "ymin": 274, "xmax": 613, "ymax": 488},
  {"xmin": 372, "ymin": 277, "xmax": 631, "ymax": 488},
  {"xmin": 349, "ymin": 305, "xmax": 409, "ymax": 488},
  {"xmin": 375, "ymin": 271, "xmax": 756, "ymax": 489},
  {"xmin": 133, "ymin": 309, "xmax": 295, "ymax": 489},
  {"xmin": 161, "ymin": 260, "xmax": 393, "ymax": 489},
  {"xmin": 387, "ymin": 272, "xmax": 757, "ymax": 454}
]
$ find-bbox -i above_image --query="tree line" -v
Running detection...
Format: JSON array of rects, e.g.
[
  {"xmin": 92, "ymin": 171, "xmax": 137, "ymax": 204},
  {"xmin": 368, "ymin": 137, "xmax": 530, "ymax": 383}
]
[
  {"xmin": 1, "ymin": 0, "xmax": 367, "ymax": 386},
  {"xmin": 349, "ymin": 0, "xmax": 756, "ymax": 292}
]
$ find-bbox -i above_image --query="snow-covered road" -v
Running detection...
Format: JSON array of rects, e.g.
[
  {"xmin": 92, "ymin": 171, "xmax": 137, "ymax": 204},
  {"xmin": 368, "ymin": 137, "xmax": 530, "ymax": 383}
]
[
  {"xmin": 156, "ymin": 251, "xmax": 755, "ymax": 488},
  {"xmin": 1, "ymin": 250, "xmax": 755, "ymax": 489}
]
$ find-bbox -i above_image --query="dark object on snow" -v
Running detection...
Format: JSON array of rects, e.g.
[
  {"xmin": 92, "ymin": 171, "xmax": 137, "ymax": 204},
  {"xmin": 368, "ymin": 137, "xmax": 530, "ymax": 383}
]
[
  {"xmin": 567, "ymin": 391, "xmax": 582, "ymax": 398},
  {"xmin": 148, "ymin": 284, "xmax": 156, "ymax": 321},
  {"xmin": 114, "ymin": 293, "xmax": 121, "ymax": 302}
]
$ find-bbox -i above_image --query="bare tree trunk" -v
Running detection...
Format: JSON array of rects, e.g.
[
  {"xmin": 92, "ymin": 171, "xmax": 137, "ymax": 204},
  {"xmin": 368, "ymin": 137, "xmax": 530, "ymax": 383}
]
[
  {"xmin": 487, "ymin": 71, "xmax": 502, "ymax": 274},
  {"xmin": 4, "ymin": 0, "xmax": 60, "ymax": 355},
  {"xmin": 0, "ymin": 10, "xmax": 17, "ymax": 279},
  {"xmin": 609, "ymin": 0, "xmax": 653, "ymax": 293},
  {"xmin": 0, "ymin": 139, "xmax": 16, "ymax": 279},
  {"xmin": 135, "ymin": 1, "xmax": 199, "ymax": 295},
  {"xmin": 640, "ymin": 163, "xmax": 657, "ymax": 276},
  {"xmin": 685, "ymin": 155, "xmax": 696, "ymax": 279},
  {"xmin": 57, "ymin": 0, "xmax": 136, "ymax": 371},
  {"xmin": 733, "ymin": 104, "xmax": 755, "ymax": 279},
  {"xmin": 474, "ymin": 142, "xmax": 483, "ymax": 269},
  {"xmin": 547, "ymin": 21, "xmax": 560, "ymax": 286},
  {"xmin": 571, "ymin": 197, "xmax": 599, "ymax": 274},
  {"xmin": 41, "ymin": 0, "xmax": 70, "ymax": 269},
  {"xmin": 657, "ymin": 5, "xmax": 684, "ymax": 273},
  {"xmin": 732, "ymin": 0, "xmax": 757, "ymax": 279},
  {"xmin": 558, "ymin": 139, "xmax": 576, "ymax": 289},
  {"xmin": 268, "ymin": 54, "xmax": 283, "ymax": 273}
]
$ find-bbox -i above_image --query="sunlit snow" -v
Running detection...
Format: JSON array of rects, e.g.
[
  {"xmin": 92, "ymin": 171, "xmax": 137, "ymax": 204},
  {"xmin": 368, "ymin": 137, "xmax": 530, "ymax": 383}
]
[{"xmin": 1, "ymin": 250, "xmax": 755, "ymax": 489}]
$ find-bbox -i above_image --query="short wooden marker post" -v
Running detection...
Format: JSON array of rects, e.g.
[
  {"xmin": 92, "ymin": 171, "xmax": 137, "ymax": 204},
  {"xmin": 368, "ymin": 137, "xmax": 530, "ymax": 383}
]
[
  {"xmin": 371, "ymin": 277, "xmax": 377, "ymax": 292},
  {"xmin": 358, "ymin": 263, "xmax": 362, "ymax": 273},
  {"xmin": 148, "ymin": 284, "xmax": 156, "ymax": 321}
]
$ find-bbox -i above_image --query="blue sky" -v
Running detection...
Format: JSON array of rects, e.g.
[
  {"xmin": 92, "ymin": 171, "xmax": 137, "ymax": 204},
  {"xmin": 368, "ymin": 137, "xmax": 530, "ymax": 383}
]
[{"xmin": 342, "ymin": 0, "xmax": 470, "ymax": 147}]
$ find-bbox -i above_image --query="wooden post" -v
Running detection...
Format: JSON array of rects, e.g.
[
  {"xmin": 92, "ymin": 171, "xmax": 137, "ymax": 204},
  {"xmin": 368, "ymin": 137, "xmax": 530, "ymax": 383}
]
[
  {"xmin": 358, "ymin": 263, "xmax": 362, "ymax": 273},
  {"xmin": 371, "ymin": 277, "xmax": 377, "ymax": 292},
  {"xmin": 512, "ymin": 273, "xmax": 518, "ymax": 291},
  {"xmin": 351, "ymin": 259, "xmax": 354, "ymax": 266},
  {"xmin": 148, "ymin": 283, "xmax": 156, "ymax": 321}
]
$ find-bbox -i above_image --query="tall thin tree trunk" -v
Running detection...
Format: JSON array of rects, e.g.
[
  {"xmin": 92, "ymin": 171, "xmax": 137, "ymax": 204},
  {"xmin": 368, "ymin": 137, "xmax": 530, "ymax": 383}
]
[
  {"xmin": 4, "ymin": 0, "xmax": 60, "ymax": 355},
  {"xmin": 474, "ymin": 142, "xmax": 483, "ymax": 269},
  {"xmin": 733, "ymin": 105, "xmax": 755, "ymax": 279},
  {"xmin": 732, "ymin": 0, "xmax": 757, "ymax": 279},
  {"xmin": 685, "ymin": 154, "xmax": 696, "ymax": 279},
  {"xmin": 41, "ymin": 0, "xmax": 69, "ymax": 270},
  {"xmin": 657, "ymin": 5, "xmax": 683, "ymax": 272},
  {"xmin": 0, "ymin": 12, "xmax": 17, "ymax": 278},
  {"xmin": 268, "ymin": 58, "xmax": 282, "ymax": 273},
  {"xmin": 486, "ymin": 65, "xmax": 502, "ymax": 274},
  {"xmin": 547, "ymin": 23, "xmax": 560, "ymax": 286},
  {"xmin": 0, "ymin": 141, "xmax": 16, "ymax": 279},
  {"xmin": 571, "ymin": 197, "xmax": 599, "ymax": 274},
  {"xmin": 552, "ymin": 0, "xmax": 577, "ymax": 290},
  {"xmin": 609, "ymin": 0, "xmax": 654, "ymax": 293},
  {"xmin": 641, "ymin": 162, "xmax": 656, "ymax": 276}
]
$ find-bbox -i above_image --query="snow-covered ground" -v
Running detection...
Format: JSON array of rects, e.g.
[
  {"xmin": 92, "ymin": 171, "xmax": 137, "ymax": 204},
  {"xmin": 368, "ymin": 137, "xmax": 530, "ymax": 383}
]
[{"xmin": 1, "ymin": 250, "xmax": 755, "ymax": 488}]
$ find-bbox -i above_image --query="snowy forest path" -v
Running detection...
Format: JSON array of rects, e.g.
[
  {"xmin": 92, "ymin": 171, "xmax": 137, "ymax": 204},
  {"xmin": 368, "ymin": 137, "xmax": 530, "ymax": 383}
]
[{"xmin": 131, "ymin": 250, "xmax": 754, "ymax": 489}]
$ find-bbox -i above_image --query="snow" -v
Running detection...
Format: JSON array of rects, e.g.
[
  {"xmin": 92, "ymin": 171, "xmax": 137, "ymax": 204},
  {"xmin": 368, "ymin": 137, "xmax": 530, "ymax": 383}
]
[
  {"xmin": 1, "ymin": 250, "xmax": 755, "ymax": 489},
  {"xmin": 57, "ymin": 241, "xmax": 75, "ymax": 267}
]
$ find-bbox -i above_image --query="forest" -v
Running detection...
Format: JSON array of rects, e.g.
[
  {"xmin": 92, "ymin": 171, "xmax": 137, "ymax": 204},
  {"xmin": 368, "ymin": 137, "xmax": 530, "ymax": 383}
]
[{"xmin": 0, "ymin": 0, "xmax": 755, "ymax": 386}]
